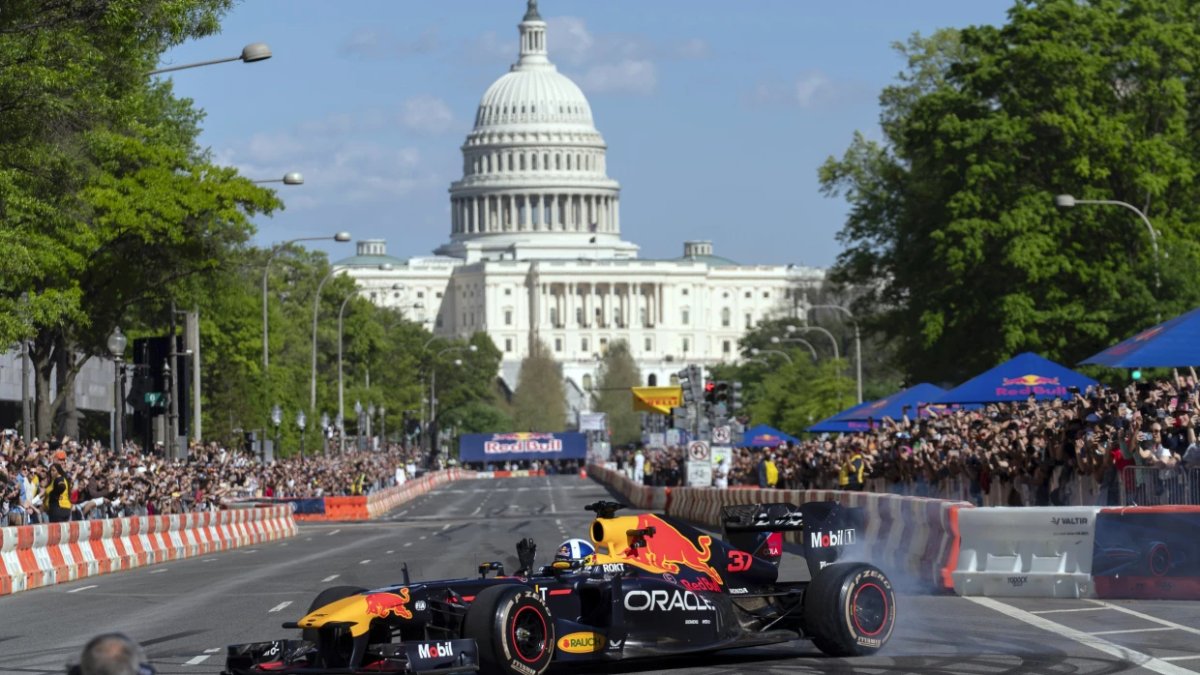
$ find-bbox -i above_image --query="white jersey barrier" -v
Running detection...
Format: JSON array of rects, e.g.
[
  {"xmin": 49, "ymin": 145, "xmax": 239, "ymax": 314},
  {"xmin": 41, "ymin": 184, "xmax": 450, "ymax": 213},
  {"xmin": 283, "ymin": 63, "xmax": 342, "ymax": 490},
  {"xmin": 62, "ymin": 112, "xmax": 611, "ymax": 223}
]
[
  {"xmin": 0, "ymin": 505, "xmax": 295, "ymax": 596},
  {"xmin": 367, "ymin": 469, "xmax": 472, "ymax": 519},
  {"xmin": 952, "ymin": 506, "xmax": 1101, "ymax": 598}
]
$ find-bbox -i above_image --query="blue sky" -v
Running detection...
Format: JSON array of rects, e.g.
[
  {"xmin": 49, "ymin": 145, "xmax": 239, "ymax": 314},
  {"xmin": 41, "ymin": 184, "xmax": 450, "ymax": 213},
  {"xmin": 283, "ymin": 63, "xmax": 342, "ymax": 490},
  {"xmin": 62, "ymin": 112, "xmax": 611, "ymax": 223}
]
[{"xmin": 161, "ymin": 0, "xmax": 1013, "ymax": 269}]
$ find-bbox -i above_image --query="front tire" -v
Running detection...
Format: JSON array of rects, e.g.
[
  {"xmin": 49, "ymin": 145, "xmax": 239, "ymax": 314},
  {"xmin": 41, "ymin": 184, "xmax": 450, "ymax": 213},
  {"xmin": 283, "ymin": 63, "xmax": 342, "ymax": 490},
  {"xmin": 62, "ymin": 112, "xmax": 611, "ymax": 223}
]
[
  {"xmin": 302, "ymin": 585, "xmax": 366, "ymax": 667},
  {"xmin": 803, "ymin": 562, "xmax": 896, "ymax": 657},
  {"xmin": 462, "ymin": 584, "xmax": 555, "ymax": 675}
]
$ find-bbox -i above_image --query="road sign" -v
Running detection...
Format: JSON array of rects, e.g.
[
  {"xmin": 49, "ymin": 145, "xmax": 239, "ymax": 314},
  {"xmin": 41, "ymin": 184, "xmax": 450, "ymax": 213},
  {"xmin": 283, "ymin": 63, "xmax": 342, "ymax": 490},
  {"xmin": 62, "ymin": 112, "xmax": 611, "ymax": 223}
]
[
  {"xmin": 688, "ymin": 440, "xmax": 711, "ymax": 462},
  {"xmin": 713, "ymin": 425, "xmax": 731, "ymax": 444}
]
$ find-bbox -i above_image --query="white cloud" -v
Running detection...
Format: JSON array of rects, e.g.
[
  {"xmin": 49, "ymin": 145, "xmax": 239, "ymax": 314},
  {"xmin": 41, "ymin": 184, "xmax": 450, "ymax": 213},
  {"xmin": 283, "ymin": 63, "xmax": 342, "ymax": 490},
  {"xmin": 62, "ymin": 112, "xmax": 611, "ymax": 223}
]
[
  {"xmin": 579, "ymin": 60, "xmax": 658, "ymax": 95},
  {"xmin": 750, "ymin": 70, "xmax": 864, "ymax": 109},
  {"xmin": 339, "ymin": 27, "xmax": 438, "ymax": 59},
  {"xmin": 545, "ymin": 16, "xmax": 595, "ymax": 65},
  {"xmin": 398, "ymin": 95, "xmax": 455, "ymax": 134},
  {"xmin": 675, "ymin": 37, "xmax": 710, "ymax": 60}
]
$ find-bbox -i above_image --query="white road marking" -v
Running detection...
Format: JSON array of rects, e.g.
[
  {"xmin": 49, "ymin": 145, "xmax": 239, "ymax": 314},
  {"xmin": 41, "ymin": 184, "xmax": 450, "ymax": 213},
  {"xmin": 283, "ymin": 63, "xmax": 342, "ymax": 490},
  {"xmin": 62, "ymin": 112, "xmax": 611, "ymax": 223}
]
[
  {"xmin": 386, "ymin": 550, "xmax": 395, "ymax": 554},
  {"xmin": 328, "ymin": 529, "xmax": 341, "ymax": 536},
  {"xmin": 203, "ymin": 558, "xmax": 217, "ymax": 562},
  {"xmin": 441, "ymin": 524, "xmax": 451, "ymax": 531},
  {"xmin": 398, "ymin": 510, "xmax": 409, "ymax": 517},
  {"xmin": 1163, "ymin": 655, "xmax": 1200, "ymax": 662},
  {"xmin": 150, "ymin": 569, "xmax": 168, "ymax": 574},
  {"xmin": 322, "ymin": 574, "xmax": 340, "ymax": 582},
  {"xmin": 67, "ymin": 585, "xmax": 98, "ymax": 594},
  {"xmin": 419, "ymin": 535, "xmax": 427, "ymax": 540},
  {"xmin": 205, "ymin": 648, "xmax": 221, "ymax": 653},
  {"xmin": 1031, "ymin": 607, "xmax": 1108, "ymax": 615},
  {"xmin": 967, "ymin": 597, "xmax": 1195, "ymax": 675},
  {"xmin": 1089, "ymin": 627, "xmax": 1177, "ymax": 636},
  {"xmin": 360, "ymin": 559, "xmax": 371, "ymax": 565},
  {"xmin": 184, "ymin": 654, "xmax": 212, "ymax": 666},
  {"xmin": 555, "ymin": 519, "xmax": 562, "ymax": 526},
  {"xmin": 470, "ymin": 506, "xmax": 482, "ymax": 516},
  {"xmin": 1085, "ymin": 599, "xmax": 1200, "ymax": 636},
  {"xmin": 268, "ymin": 601, "xmax": 293, "ymax": 613},
  {"xmin": 404, "ymin": 542, "xmax": 413, "ymax": 547},
  {"xmin": 305, "ymin": 537, "xmax": 313, "ymax": 541}
]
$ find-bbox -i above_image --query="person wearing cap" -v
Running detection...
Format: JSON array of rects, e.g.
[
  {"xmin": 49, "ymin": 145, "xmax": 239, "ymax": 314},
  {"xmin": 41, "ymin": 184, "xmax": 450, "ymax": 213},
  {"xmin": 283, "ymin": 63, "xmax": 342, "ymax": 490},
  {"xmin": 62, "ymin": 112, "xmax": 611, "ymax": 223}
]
[{"xmin": 46, "ymin": 449, "xmax": 73, "ymax": 522}]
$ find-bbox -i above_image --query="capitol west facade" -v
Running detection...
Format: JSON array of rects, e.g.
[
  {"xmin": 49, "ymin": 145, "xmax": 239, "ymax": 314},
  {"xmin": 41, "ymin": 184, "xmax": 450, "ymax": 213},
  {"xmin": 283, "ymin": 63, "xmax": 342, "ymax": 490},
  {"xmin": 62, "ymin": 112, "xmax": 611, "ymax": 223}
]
[{"xmin": 338, "ymin": 1, "xmax": 824, "ymax": 416}]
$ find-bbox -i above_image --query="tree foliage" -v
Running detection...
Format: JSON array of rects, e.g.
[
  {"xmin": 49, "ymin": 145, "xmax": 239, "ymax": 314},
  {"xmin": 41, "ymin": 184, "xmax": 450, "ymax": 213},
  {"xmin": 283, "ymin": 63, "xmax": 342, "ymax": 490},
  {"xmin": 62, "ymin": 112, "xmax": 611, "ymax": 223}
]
[
  {"xmin": 820, "ymin": 1, "xmax": 1200, "ymax": 384},
  {"xmin": 512, "ymin": 339, "xmax": 566, "ymax": 432},
  {"xmin": 593, "ymin": 340, "xmax": 641, "ymax": 446}
]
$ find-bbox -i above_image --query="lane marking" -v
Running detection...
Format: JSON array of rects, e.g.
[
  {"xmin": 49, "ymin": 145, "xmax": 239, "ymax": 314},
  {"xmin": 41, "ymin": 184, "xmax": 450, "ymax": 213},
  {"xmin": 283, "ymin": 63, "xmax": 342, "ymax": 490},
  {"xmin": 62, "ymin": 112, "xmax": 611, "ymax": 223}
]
[
  {"xmin": 203, "ymin": 558, "xmax": 217, "ymax": 562},
  {"xmin": 1088, "ymin": 627, "xmax": 1177, "ymax": 636},
  {"xmin": 360, "ymin": 559, "xmax": 371, "ymax": 565},
  {"xmin": 1085, "ymin": 599, "xmax": 1200, "ymax": 637},
  {"xmin": 441, "ymin": 524, "xmax": 451, "ymax": 531},
  {"xmin": 322, "ymin": 574, "xmax": 340, "ymax": 582},
  {"xmin": 966, "ymin": 597, "xmax": 1196, "ymax": 675},
  {"xmin": 305, "ymin": 537, "xmax": 313, "ymax": 541},
  {"xmin": 398, "ymin": 510, "xmax": 409, "ymax": 517},
  {"xmin": 1031, "ymin": 607, "xmax": 1108, "ymax": 615},
  {"xmin": 419, "ymin": 535, "xmax": 427, "ymax": 540},
  {"xmin": 328, "ymin": 529, "xmax": 341, "ymax": 536},
  {"xmin": 67, "ymin": 585, "xmax": 98, "ymax": 594},
  {"xmin": 184, "ymin": 655, "xmax": 212, "ymax": 666},
  {"xmin": 268, "ymin": 601, "xmax": 293, "ymax": 613},
  {"xmin": 150, "ymin": 569, "xmax": 168, "ymax": 574},
  {"xmin": 386, "ymin": 550, "xmax": 394, "ymax": 554},
  {"xmin": 204, "ymin": 648, "xmax": 221, "ymax": 653},
  {"xmin": 470, "ymin": 506, "xmax": 482, "ymax": 516},
  {"xmin": 1163, "ymin": 655, "xmax": 1200, "ymax": 662},
  {"xmin": 404, "ymin": 542, "xmax": 413, "ymax": 547},
  {"xmin": 555, "ymin": 519, "xmax": 562, "ymax": 526}
]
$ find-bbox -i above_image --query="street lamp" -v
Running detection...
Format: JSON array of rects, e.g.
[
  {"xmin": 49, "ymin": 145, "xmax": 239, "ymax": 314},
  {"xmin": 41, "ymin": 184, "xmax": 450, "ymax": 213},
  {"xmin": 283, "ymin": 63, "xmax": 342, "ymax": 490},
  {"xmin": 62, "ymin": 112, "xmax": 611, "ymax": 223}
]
[
  {"xmin": 367, "ymin": 402, "xmax": 376, "ymax": 449},
  {"xmin": 785, "ymin": 324, "xmax": 839, "ymax": 359},
  {"xmin": 320, "ymin": 412, "xmax": 330, "ymax": 457},
  {"xmin": 768, "ymin": 335, "xmax": 816, "ymax": 361},
  {"xmin": 107, "ymin": 327, "xmax": 128, "ymax": 451},
  {"xmin": 1054, "ymin": 193, "xmax": 1162, "ymax": 319},
  {"xmin": 749, "ymin": 347, "xmax": 793, "ymax": 365},
  {"xmin": 253, "ymin": 173, "xmax": 304, "ymax": 185},
  {"xmin": 335, "ymin": 282, "xmax": 403, "ymax": 454},
  {"xmin": 263, "ymin": 232, "xmax": 351, "ymax": 370},
  {"xmin": 809, "ymin": 304, "xmax": 863, "ymax": 404},
  {"xmin": 149, "ymin": 42, "xmax": 272, "ymax": 75},
  {"xmin": 296, "ymin": 410, "xmax": 307, "ymax": 459},
  {"xmin": 311, "ymin": 264, "xmax": 394, "ymax": 436},
  {"xmin": 270, "ymin": 403, "xmax": 282, "ymax": 459},
  {"xmin": 429, "ymin": 344, "xmax": 477, "ymax": 464}
]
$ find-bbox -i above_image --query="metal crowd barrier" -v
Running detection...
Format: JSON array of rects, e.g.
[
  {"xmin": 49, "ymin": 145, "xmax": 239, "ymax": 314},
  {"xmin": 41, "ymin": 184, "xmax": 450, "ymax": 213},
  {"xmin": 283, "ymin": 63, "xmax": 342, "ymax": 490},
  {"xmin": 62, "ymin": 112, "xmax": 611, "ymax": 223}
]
[{"xmin": 1119, "ymin": 465, "xmax": 1200, "ymax": 506}]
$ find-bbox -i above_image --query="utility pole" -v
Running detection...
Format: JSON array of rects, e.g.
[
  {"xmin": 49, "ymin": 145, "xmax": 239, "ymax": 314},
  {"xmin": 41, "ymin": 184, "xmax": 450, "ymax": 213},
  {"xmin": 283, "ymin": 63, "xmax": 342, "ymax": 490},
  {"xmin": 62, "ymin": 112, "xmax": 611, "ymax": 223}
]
[
  {"xmin": 168, "ymin": 301, "xmax": 180, "ymax": 459},
  {"xmin": 20, "ymin": 338, "xmax": 31, "ymax": 440},
  {"xmin": 187, "ymin": 308, "xmax": 202, "ymax": 443}
]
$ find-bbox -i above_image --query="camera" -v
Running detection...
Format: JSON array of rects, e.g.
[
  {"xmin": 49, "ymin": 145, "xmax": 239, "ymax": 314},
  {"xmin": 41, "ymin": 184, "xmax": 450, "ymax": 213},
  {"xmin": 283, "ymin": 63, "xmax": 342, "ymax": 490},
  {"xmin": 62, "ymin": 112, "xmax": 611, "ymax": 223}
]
[{"xmin": 1067, "ymin": 386, "xmax": 1080, "ymax": 394}]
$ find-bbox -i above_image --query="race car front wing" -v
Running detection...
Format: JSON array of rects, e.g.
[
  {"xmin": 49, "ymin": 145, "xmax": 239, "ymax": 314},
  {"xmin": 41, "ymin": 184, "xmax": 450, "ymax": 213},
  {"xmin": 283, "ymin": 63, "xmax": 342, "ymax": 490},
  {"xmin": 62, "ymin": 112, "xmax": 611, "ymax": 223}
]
[{"xmin": 222, "ymin": 637, "xmax": 479, "ymax": 674}]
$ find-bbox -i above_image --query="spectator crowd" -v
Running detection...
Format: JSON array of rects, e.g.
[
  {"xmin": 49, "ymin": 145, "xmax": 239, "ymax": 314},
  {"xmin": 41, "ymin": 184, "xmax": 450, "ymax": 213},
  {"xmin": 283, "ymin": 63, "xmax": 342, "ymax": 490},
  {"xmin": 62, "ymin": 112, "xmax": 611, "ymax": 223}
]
[
  {"xmin": 1, "ymin": 432, "xmax": 427, "ymax": 526},
  {"xmin": 611, "ymin": 372, "xmax": 1200, "ymax": 507}
]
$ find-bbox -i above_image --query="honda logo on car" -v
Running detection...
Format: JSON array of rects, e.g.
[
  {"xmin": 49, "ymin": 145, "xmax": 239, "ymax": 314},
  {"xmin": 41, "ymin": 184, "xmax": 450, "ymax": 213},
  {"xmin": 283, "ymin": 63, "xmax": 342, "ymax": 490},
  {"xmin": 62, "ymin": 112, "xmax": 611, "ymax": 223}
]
[
  {"xmin": 416, "ymin": 641, "xmax": 454, "ymax": 659},
  {"xmin": 810, "ymin": 529, "xmax": 856, "ymax": 548},
  {"xmin": 558, "ymin": 631, "xmax": 606, "ymax": 653},
  {"xmin": 624, "ymin": 589, "xmax": 715, "ymax": 612}
]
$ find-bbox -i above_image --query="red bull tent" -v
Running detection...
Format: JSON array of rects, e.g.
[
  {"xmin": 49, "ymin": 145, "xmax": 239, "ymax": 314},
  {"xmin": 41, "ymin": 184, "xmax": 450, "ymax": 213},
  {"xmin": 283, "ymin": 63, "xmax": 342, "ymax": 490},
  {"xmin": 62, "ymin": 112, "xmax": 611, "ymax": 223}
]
[
  {"xmin": 933, "ymin": 352, "xmax": 1098, "ymax": 404},
  {"xmin": 807, "ymin": 383, "xmax": 947, "ymax": 433},
  {"xmin": 1080, "ymin": 306, "xmax": 1200, "ymax": 367},
  {"xmin": 741, "ymin": 424, "xmax": 800, "ymax": 448}
]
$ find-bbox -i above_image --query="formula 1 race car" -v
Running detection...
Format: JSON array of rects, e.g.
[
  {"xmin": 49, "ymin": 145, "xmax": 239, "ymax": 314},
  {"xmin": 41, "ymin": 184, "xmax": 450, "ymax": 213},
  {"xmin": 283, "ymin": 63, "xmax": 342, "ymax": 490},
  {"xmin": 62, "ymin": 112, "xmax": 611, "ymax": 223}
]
[{"xmin": 222, "ymin": 500, "xmax": 895, "ymax": 675}]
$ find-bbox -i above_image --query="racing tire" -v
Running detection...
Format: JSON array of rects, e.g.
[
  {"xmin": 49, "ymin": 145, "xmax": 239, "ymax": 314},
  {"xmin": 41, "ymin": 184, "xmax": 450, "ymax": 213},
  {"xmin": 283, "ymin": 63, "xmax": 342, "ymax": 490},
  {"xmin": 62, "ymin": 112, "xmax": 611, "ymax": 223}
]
[
  {"xmin": 462, "ymin": 584, "xmax": 555, "ymax": 675},
  {"xmin": 302, "ymin": 585, "xmax": 366, "ymax": 667},
  {"xmin": 803, "ymin": 562, "xmax": 895, "ymax": 657}
]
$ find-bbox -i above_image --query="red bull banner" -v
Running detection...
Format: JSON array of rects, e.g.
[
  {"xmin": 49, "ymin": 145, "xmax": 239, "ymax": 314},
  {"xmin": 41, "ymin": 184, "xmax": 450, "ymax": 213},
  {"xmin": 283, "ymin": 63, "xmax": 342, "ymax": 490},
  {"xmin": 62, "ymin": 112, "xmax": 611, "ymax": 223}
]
[{"xmin": 459, "ymin": 432, "xmax": 587, "ymax": 462}]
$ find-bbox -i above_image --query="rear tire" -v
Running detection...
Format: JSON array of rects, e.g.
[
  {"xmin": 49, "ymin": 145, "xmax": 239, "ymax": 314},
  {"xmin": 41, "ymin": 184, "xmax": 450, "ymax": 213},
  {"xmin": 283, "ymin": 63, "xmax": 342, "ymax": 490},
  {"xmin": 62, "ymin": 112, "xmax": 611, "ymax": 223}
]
[
  {"xmin": 302, "ymin": 585, "xmax": 366, "ymax": 667},
  {"xmin": 803, "ymin": 562, "xmax": 895, "ymax": 657},
  {"xmin": 462, "ymin": 584, "xmax": 555, "ymax": 675}
]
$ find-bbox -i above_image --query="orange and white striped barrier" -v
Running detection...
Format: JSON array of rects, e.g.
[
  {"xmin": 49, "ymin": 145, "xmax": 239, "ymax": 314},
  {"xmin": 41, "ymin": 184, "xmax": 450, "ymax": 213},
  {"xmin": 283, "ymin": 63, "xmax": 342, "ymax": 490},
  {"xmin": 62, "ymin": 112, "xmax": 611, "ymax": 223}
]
[{"xmin": 0, "ymin": 505, "xmax": 295, "ymax": 597}]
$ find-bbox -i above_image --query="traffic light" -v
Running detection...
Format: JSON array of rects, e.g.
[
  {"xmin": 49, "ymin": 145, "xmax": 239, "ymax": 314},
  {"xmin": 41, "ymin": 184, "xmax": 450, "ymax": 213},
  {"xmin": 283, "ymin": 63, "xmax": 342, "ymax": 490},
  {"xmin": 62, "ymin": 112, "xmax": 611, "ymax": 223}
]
[
  {"xmin": 731, "ymin": 381, "xmax": 743, "ymax": 411},
  {"xmin": 677, "ymin": 364, "xmax": 704, "ymax": 405},
  {"xmin": 703, "ymin": 380, "xmax": 716, "ymax": 406}
]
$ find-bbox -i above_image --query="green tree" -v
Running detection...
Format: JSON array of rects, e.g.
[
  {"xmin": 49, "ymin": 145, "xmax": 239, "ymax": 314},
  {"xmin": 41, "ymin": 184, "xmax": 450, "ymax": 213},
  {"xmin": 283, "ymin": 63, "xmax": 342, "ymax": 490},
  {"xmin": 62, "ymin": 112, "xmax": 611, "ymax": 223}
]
[
  {"xmin": 593, "ymin": 340, "xmax": 642, "ymax": 446},
  {"xmin": 512, "ymin": 339, "xmax": 566, "ymax": 432},
  {"xmin": 820, "ymin": 3, "xmax": 1200, "ymax": 384},
  {"xmin": 749, "ymin": 357, "xmax": 856, "ymax": 435}
]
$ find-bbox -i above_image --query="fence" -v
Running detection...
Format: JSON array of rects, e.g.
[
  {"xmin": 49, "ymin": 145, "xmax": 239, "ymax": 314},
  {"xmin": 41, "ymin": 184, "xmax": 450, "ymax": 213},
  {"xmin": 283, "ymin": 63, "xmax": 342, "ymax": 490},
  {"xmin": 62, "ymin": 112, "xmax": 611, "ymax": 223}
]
[{"xmin": 1119, "ymin": 466, "xmax": 1200, "ymax": 506}]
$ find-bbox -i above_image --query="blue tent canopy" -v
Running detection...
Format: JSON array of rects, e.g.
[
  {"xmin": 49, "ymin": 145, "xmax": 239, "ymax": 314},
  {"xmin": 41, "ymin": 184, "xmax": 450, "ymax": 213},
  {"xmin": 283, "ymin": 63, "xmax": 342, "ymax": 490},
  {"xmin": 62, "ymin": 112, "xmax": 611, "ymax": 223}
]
[
  {"xmin": 934, "ymin": 352, "xmax": 1098, "ymax": 404},
  {"xmin": 807, "ymin": 383, "xmax": 947, "ymax": 433},
  {"xmin": 1081, "ymin": 307, "xmax": 1200, "ymax": 367},
  {"xmin": 741, "ymin": 424, "xmax": 799, "ymax": 448}
]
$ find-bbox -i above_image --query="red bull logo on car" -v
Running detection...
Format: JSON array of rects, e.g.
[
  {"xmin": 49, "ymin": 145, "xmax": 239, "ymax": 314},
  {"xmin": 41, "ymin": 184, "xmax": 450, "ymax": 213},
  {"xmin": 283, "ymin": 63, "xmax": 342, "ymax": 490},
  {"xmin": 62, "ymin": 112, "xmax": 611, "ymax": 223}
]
[
  {"xmin": 996, "ymin": 374, "xmax": 1067, "ymax": 397},
  {"xmin": 623, "ymin": 514, "xmax": 723, "ymax": 586},
  {"xmin": 365, "ymin": 589, "xmax": 413, "ymax": 620}
]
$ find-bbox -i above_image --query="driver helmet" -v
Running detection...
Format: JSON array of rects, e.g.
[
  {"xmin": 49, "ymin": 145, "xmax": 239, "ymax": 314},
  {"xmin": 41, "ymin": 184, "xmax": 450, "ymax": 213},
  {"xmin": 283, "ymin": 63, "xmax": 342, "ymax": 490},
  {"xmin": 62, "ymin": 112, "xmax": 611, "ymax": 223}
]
[{"xmin": 554, "ymin": 538, "xmax": 595, "ymax": 569}]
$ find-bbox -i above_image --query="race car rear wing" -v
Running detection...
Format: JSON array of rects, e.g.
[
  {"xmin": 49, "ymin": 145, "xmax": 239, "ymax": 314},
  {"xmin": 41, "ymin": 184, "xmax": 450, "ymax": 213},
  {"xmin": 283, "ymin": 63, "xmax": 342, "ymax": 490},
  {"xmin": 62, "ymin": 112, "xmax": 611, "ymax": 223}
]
[{"xmin": 722, "ymin": 501, "xmax": 865, "ymax": 577}]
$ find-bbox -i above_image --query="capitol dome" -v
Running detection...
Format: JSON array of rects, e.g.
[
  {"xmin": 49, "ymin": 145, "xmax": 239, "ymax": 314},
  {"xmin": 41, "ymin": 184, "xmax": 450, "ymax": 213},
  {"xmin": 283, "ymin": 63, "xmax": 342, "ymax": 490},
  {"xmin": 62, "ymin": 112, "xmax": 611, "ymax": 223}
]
[{"xmin": 439, "ymin": 0, "xmax": 637, "ymax": 261}]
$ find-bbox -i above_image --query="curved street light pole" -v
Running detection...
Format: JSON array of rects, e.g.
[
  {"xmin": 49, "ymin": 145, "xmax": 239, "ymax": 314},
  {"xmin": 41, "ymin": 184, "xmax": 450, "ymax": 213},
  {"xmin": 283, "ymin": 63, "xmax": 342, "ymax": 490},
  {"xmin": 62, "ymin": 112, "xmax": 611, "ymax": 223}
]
[
  {"xmin": 770, "ymin": 335, "xmax": 817, "ymax": 361},
  {"xmin": 786, "ymin": 325, "xmax": 839, "ymax": 360},
  {"xmin": 253, "ymin": 172, "xmax": 304, "ymax": 186},
  {"xmin": 809, "ymin": 304, "xmax": 862, "ymax": 404},
  {"xmin": 429, "ymin": 343, "xmax": 477, "ymax": 466},
  {"xmin": 149, "ymin": 42, "xmax": 272, "ymax": 75},
  {"xmin": 263, "ymin": 233, "xmax": 351, "ymax": 370},
  {"xmin": 750, "ymin": 347, "xmax": 794, "ymax": 365},
  {"xmin": 1054, "ymin": 194, "xmax": 1161, "ymax": 320}
]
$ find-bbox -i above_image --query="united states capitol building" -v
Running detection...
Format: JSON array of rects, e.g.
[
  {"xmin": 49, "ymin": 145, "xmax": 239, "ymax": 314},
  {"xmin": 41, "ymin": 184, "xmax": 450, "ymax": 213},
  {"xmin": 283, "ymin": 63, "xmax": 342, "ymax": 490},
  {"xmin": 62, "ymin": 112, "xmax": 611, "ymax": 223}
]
[{"xmin": 337, "ymin": 1, "xmax": 823, "ymax": 414}]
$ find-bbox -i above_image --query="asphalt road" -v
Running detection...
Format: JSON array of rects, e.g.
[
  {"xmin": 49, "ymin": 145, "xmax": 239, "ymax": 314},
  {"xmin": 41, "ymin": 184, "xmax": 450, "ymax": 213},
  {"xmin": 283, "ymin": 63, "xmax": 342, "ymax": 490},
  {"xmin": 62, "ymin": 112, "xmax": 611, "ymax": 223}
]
[{"xmin": 1, "ymin": 475, "xmax": 1198, "ymax": 675}]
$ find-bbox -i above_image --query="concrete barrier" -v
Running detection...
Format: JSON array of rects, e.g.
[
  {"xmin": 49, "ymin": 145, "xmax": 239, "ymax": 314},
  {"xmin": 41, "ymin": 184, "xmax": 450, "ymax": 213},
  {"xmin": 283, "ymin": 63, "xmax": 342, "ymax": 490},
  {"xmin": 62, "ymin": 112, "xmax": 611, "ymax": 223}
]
[
  {"xmin": 1093, "ymin": 505, "xmax": 1200, "ymax": 600},
  {"xmin": 288, "ymin": 469, "xmax": 472, "ymax": 521},
  {"xmin": 952, "ymin": 506, "xmax": 1101, "ymax": 598},
  {"xmin": 0, "ymin": 505, "xmax": 296, "ymax": 596}
]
